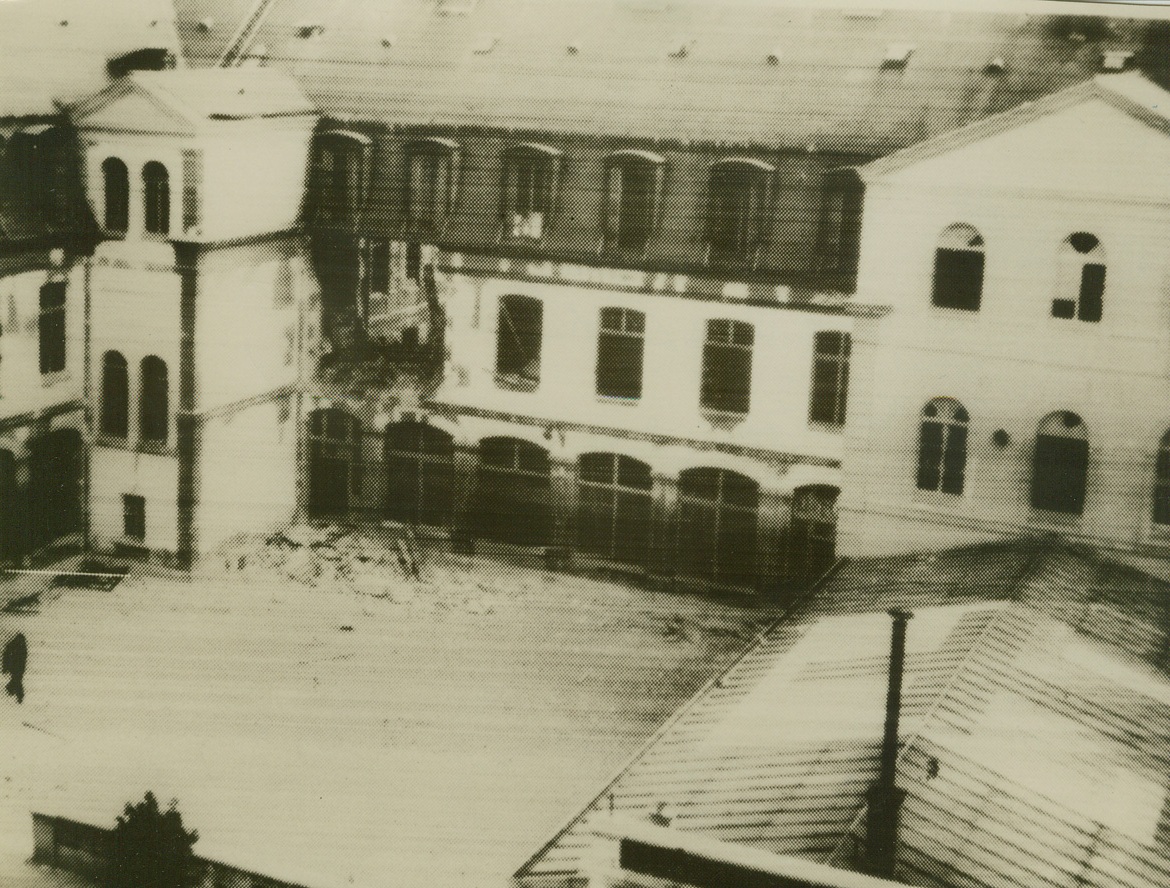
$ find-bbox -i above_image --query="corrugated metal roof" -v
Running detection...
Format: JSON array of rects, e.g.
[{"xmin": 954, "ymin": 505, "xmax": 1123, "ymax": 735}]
[
  {"xmin": 175, "ymin": 0, "xmax": 1152, "ymax": 151},
  {"xmin": 519, "ymin": 542, "xmax": 1170, "ymax": 888},
  {"xmin": 0, "ymin": 0, "xmax": 180, "ymax": 119}
]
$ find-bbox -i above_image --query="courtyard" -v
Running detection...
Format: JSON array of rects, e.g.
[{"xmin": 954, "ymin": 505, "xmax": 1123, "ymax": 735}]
[{"xmin": 0, "ymin": 527, "xmax": 777, "ymax": 888}]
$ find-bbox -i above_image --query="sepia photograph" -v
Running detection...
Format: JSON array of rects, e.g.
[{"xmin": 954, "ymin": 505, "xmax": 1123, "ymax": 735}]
[{"xmin": 2, "ymin": 0, "xmax": 1170, "ymax": 886}]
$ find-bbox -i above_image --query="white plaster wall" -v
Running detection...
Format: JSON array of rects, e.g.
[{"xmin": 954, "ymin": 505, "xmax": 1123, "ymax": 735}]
[
  {"xmin": 89, "ymin": 447, "xmax": 179, "ymax": 553},
  {"xmin": 842, "ymin": 103, "xmax": 1170, "ymax": 557},
  {"xmin": 0, "ymin": 262, "xmax": 84, "ymax": 419},
  {"xmin": 435, "ymin": 274, "xmax": 852, "ymax": 463},
  {"xmin": 197, "ymin": 398, "xmax": 298, "ymax": 554}
]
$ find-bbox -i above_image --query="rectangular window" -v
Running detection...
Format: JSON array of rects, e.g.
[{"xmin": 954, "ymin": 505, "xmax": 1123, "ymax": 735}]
[
  {"xmin": 1078, "ymin": 263, "xmax": 1105, "ymax": 323},
  {"xmin": 808, "ymin": 331, "xmax": 850, "ymax": 426},
  {"xmin": 313, "ymin": 133, "xmax": 369, "ymax": 227},
  {"xmin": 604, "ymin": 157, "xmax": 661, "ymax": 253},
  {"xmin": 122, "ymin": 494, "xmax": 146, "ymax": 540},
  {"xmin": 596, "ymin": 307, "xmax": 645, "ymax": 400},
  {"xmin": 502, "ymin": 147, "xmax": 559, "ymax": 240},
  {"xmin": 931, "ymin": 248, "xmax": 984, "ymax": 311},
  {"xmin": 181, "ymin": 149, "xmax": 201, "ymax": 233},
  {"xmin": 38, "ymin": 281, "xmax": 67, "ymax": 374},
  {"xmin": 405, "ymin": 145, "xmax": 453, "ymax": 232},
  {"xmin": 707, "ymin": 162, "xmax": 772, "ymax": 265},
  {"xmin": 700, "ymin": 319, "xmax": 753, "ymax": 414},
  {"xmin": 817, "ymin": 173, "xmax": 863, "ymax": 284},
  {"xmin": 496, "ymin": 295, "xmax": 543, "ymax": 389}
]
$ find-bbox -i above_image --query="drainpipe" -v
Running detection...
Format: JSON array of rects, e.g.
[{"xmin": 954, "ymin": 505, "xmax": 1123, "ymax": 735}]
[
  {"xmin": 864, "ymin": 607, "xmax": 912, "ymax": 879},
  {"xmin": 81, "ymin": 253, "xmax": 92, "ymax": 556}
]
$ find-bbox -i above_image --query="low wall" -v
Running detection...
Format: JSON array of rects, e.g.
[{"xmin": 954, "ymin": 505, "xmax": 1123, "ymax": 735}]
[{"xmin": 31, "ymin": 813, "xmax": 319, "ymax": 888}]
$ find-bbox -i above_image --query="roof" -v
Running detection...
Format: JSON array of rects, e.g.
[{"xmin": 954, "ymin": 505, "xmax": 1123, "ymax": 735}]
[
  {"xmin": 174, "ymin": 0, "xmax": 1156, "ymax": 151},
  {"xmin": 0, "ymin": 0, "xmax": 180, "ymax": 120},
  {"xmin": 74, "ymin": 68, "xmax": 315, "ymax": 129},
  {"xmin": 518, "ymin": 541, "xmax": 1170, "ymax": 888},
  {"xmin": 861, "ymin": 70, "xmax": 1170, "ymax": 180}
]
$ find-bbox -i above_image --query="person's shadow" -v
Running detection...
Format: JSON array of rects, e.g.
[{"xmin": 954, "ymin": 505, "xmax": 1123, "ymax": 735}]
[{"xmin": 3, "ymin": 632, "xmax": 26, "ymax": 704}]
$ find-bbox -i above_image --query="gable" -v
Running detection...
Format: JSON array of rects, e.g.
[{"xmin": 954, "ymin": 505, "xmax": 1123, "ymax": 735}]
[
  {"xmin": 881, "ymin": 97, "xmax": 1170, "ymax": 202},
  {"xmin": 76, "ymin": 83, "xmax": 195, "ymax": 136}
]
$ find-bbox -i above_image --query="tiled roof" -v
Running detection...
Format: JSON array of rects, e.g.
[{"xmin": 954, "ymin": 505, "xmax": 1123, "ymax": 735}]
[
  {"xmin": 0, "ymin": 0, "xmax": 179, "ymax": 119},
  {"xmin": 518, "ymin": 541, "xmax": 1170, "ymax": 888},
  {"xmin": 175, "ymin": 0, "xmax": 1151, "ymax": 151}
]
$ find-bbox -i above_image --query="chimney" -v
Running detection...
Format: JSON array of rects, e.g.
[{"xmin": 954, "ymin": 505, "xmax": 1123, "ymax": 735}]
[{"xmin": 864, "ymin": 608, "xmax": 912, "ymax": 879}]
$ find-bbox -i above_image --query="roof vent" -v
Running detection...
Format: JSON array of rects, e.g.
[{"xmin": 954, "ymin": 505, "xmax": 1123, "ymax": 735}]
[
  {"xmin": 1101, "ymin": 49, "xmax": 1134, "ymax": 72},
  {"xmin": 668, "ymin": 36, "xmax": 694, "ymax": 59},
  {"xmin": 437, "ymin": 0, "xmax": 479, "ymax": 16},
  {"xmin": 984, "ymin": 56, "xmax": 1007, "ymax": 75},
  {"xmin": 882, "ymin": 43, "xmax": 915, "ymax": 69},
  {"xmin": 471, "ymin": 32, "xmax": 499, "ymax": 55},
  {"xmin": 295, "ymin": 21, "xmax": 325, "ymax": 39},
  {"xmin": 766, "ymin": 47, "xmax": 782, "ymax": 66}
]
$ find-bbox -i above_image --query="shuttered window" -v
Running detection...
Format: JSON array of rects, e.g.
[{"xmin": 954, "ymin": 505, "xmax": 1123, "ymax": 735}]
[
  {"xmin": 102, "ymin": 157, "xmax": 129, "ymax": 233},
  {"xmin": 142, "ymin": 161, "xmax": 170, "ymax": 235},
  {"xmin": 139, "ymin": 356, "xmax": 169, "ymax": 443}
]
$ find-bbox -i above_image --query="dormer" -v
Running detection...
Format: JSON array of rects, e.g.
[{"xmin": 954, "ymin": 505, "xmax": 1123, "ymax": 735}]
[{"xmin": 73, "ymin": 68, "xmax": 318, "ymax": 244}]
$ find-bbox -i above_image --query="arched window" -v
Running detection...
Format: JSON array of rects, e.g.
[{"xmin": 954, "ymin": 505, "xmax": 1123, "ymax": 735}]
[
  {"xmin": 578, "ymin": 453, "xmax": 653, "ymax": 565},
  {"xmin": 931, "ymin": 224, "xmax": 984, "ymax": 311},
  {"xmin": 142, "ymin": 161, "xmax": 170, "ymax": 235},
  {"xmin": 1153, "ymin": 431, "xmax": 1170, "ymax": 526},
  {"xmin": 313, "ymin": 130, "xmax": 372, "ymax": 227},
  {"xmin": 100, "ymin": 351, "xmax": 129, "ymax": 438},
  {"xmin": 790, "ymin": 485, "xmax": 840, "ymax": 581},
  {"xmin": 1052, "ymin": 233, "xmax": 1105, "ymax": 323},
  {"xmin": 678, "ymin": 467, "xmax": 759, "ymax": 586},
  {"xmin": 102, "ymin": 157, "xmax": 129, "ymax": 232},
  {"xmin": 706, "ymin": 158, "xmax": 775, "ymax": 265},
  {"xmin": 916, "ymin": 398, "xmax": 969, "ymax": 495},
  {"xmin": 603, "ymin": 150, "xmax": 665, "ymax": 254},
  {"xmin": 1031, "ymin": 411, "xmax": 1089, "ymax": 515},
  {"xmin": 384, "ymin": 421, "xmax": 455, "ymax": 527},
  {"xmin": 139, "ymin": 356, "xmax": 169, "ymax": 443},
  {"xmin": 473, "ymin": 437, "xmax": 552, "ymax": 546}
]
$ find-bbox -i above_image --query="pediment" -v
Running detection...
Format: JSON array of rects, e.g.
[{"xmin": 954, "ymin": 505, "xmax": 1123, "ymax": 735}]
[{"xmin": 74, "ymin": 80, "xmax": 196, "ymax": 136}]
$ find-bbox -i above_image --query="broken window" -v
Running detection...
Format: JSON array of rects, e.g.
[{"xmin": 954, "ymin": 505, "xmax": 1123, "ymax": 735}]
[
  {"xmin": 404, "ymin": 139, "xmax": 457, "ymax": 233},
  {"xmin": 917, "ymin": 398, "xmax": 968, "ymax": 495},
  {"xmin": 102, "ymin": 157, "xmax": 129, "ymax": 233},
  {"xmin": 501, "ymin": 144, "xmax": 561, "ymax": 240},
  {"xmin": 706, "ymin": 158, "xmax": 774, "ymax": 265},
  {"xmin": 1052, "ymin": 233, "xmax": 1105, "ymax": 323},
  {"xmin": 38, "ymin": 281, "xmax": 66, "ymax": 374},
  {"xmin": 142, "ymin": 161, "xmax": 170, "ymax": 235},
  {"xmin": 931, "ymin": 224, "xmax": 984, "ymax": 311},
  {"xmin": 603, "ymin": 151, "xmax": 663, "ymax": 253},
  {"xmin": 596, "ymin": 307, "xmax": 645, "ymax": 400},
  {"xmin": 139, "ymin": 356, "xmax": 169, "ymax": 443},
  {"xmin": 100, "ymin": 351, "xmax": 129, "ymax": 438},
  {"xmin": 1031, "ymin": 411, "xmax": 1089, "ymax": 514},
  {"xmin": 495, "ymin": 295, "xmax": 542, "ymax": 389},
  {"xmin": 808, "ymin": 331, "xmax": 850, "ymax": 427},
  {"xmin": 700, "ymin": 319, "xmax": 753, "ymax": 414}
]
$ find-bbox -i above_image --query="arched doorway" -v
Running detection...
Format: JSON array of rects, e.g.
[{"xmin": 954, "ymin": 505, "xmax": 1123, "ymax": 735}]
[
  {"xmin": 384, "ymin": 421, "xmax": 455, "ymax": 527},
  {"xmin": 790, "ymin": 485, "xmax": 840, "ymax": 582},
  {"xmin": 28, "ymin": 429, "xmax": 83, "ymax": 552},
  {"xmin": 473, "ymin": 438, "xmax": 552, "ymax": 546},
  {"xmin": 678, "ymin": 468, "xmax": 759, "ymax": 586},
  {"xmin": 308, "ymin": 409, "xmax": 361, "ymax": 517},
  {"xmin": 577, "ymin": 453, "xmax": 653, "ymax": 566}
]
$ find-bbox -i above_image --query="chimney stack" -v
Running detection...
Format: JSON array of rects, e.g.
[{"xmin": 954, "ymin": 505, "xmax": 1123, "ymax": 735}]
[{"xmin": 863, "ymin": 608, "xmax": 912, "ymax": 879}]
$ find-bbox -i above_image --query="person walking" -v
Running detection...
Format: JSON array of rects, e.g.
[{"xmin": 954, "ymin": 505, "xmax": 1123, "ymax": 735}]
[{"xmin": 3, "ymin": 631, "xmax": 27, "ymax": 703}]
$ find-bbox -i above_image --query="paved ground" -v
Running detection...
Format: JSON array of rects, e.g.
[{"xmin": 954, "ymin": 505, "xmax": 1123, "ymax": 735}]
[{"xmin": 0, "ymin": 530, "xmax": 776, "ymax": 888}]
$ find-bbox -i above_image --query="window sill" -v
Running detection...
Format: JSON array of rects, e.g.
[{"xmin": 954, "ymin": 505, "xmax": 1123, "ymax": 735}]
[
  {"xmin": 808, "ymin": 420, "xmax": 845, "ymax": 434},
  {"xmin": 596, "ymin": 394, "xmax": 641, "ymax": 407},
  {"xmin": 1028, "ymin": 507, "xmax": 1084, "ymax": 527},
  {"xmin": 494, "ymin": 373, "xmax": 539, "ymax": 393},
  {"xmin": 136, "ymin": 440, "xmax": 174, "ymax": 457},
  {"xmin": 96, "ymin": 434, "xmax": 130, "ymax": 449},
  {"xmin": 40, "ymin": 371, "xmax": 70, "ymax": 388},
  {"xmin": 700, "ymin": 408, "xmax": 748, "ymax": 429},
  {"xmin": 911, "ymin": 487, "xmax": 964, "ymax": 509}
]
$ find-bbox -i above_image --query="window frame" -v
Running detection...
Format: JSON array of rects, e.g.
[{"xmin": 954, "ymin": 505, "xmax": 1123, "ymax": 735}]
[
  {"xmin": 1052, "ymin": 233, "xmax": 1105, "ymax": 323},
  {"xmin": 699, "ymin": 318, "xmax": 754, "ymax": 416},
  {"xmin": 705, "ymin": 157, "xmax": 776, "ymax": 267},
  {"xmin": 931, "ymin": 224, "xmax": 985, "ymax": 312},
  {"xmin": 595, "ymin": 307, "xmax": 646, "ymax": 401},
  {"xmin": 808, "ymin": 330, "xmax": 851, "ymax": 428},
  {"xmin": 602, "ymin": 150, "xmax": 665, "ymax": 255},
  {"xmin": 101, "ymin": 156, "xmax": 130, "ymax": 234},
  {"xmin": 815, "ymin": 168, "xmax": 864, "ymax": 286},
  {"xmin": 138, "ymin": 355, "xmax": 169, "ymax": 444},
  {"xmin": 312, "ymin": 129, "xmax": 372, "ymax": 229},
  {"xmin": 403, "ymin": 138, "xmax": 458, "ymax": 235},
  {"xmin": 100, "ymin": 350, "xmax": 130, "ymax": 439},
  {"xmin": 38, "ymin": 280, "xmax": 67, "ymax": 375},
  {"xmin": 916, "ymin": 398, "xmax": 969, "ymax": 496},
  {"xmin": 122, "ymin": 493, "xmax": 146, "ymax": 541},
  {"xmin": 500, "ymin": 143, "xmax": 563, "ymax": 242},
  {"xmin": 577, "ymin": 452, "xmax": 654, "ymax": 564},
  {"xmin": 1030, "ymin": 411, "xmax": 1089, "ymax": 515}
]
